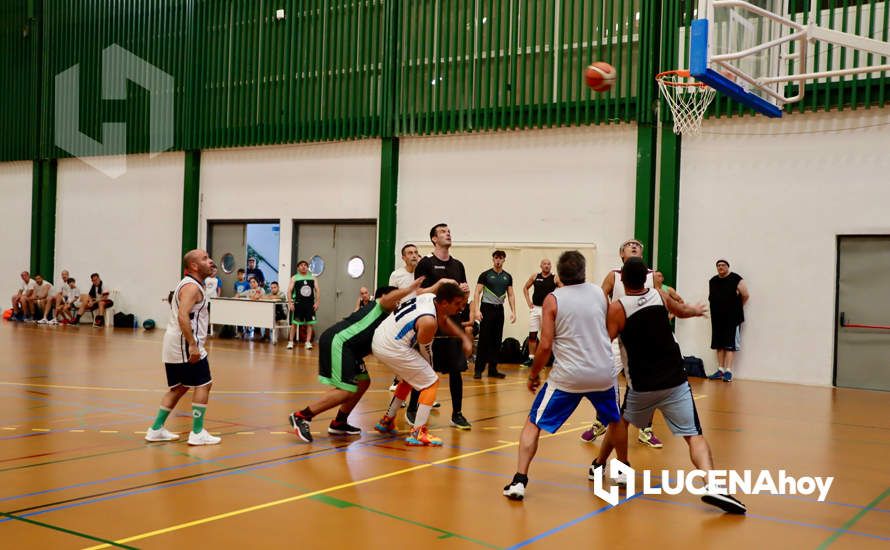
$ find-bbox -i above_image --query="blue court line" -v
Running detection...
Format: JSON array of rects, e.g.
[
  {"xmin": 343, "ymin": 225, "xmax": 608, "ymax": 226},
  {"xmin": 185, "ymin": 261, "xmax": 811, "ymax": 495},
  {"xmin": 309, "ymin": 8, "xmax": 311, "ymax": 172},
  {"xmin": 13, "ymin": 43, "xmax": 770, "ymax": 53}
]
[
  {"xmin": 638, "ymin": 496, "xmax": 890, "ymax": 543},
  {"xmin": 0, "ymin": 436, "xmax": 395, "ymax": 522},
  {"xmin": 0, "ymin": 440, "xmax": 302, "ymax": 504},
  {"xmin": 357, "ymin": 447, "xmax": 890, "ymax": 547}
]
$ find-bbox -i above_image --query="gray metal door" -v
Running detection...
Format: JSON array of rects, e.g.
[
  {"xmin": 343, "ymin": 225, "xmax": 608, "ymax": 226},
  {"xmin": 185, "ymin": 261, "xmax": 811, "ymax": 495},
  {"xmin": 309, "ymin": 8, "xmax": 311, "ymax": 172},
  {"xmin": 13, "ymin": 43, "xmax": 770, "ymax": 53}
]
[
  {"xmin": 835, "ymin": 236, "xmax": 890, "ymax": 391},
  {"xmin": 294, "ymin": 223, "xmax": 376, "ymax": 334},
  {"xmin": 209, "ymin": 223, "xmax": 247, "ymax": 298}
]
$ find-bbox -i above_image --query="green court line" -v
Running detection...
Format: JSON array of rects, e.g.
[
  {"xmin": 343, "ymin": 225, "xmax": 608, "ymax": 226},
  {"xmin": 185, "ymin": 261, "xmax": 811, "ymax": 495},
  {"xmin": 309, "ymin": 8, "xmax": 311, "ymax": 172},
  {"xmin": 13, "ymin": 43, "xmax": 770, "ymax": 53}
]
[
  {"xmin": 0, "ymin": 511, "xmax": 138, "ymax": 549},
  {"xmin": 243, "ymin": 470, "xmax": 501, "ymax": 549},
  {"xmin": 816, "ymin": 487, "xmax": 890, "ymax": 550}
]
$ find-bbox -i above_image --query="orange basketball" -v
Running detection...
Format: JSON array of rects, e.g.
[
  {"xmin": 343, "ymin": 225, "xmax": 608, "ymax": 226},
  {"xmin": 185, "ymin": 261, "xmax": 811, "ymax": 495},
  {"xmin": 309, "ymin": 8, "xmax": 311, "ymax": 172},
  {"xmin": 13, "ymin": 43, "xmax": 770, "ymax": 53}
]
[{"xmin": 584, "ymin": 62, "xmax": 617, "ymax": 93}]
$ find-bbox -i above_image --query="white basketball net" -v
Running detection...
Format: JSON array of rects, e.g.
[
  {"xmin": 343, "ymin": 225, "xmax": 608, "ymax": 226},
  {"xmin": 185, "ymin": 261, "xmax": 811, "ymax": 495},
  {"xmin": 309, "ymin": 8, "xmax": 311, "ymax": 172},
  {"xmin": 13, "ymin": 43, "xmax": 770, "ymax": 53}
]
[{"xmin": 656, "ymin": 70, "xmax": 716, "ymax": 136}]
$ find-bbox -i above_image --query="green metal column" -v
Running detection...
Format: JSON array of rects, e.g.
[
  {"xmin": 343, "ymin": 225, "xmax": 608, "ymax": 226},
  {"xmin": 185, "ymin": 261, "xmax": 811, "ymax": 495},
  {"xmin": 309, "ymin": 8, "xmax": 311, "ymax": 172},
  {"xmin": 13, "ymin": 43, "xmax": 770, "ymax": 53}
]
[
  {"xmin": 376, "ymin": 0, "xmax": 401, "ymax": 284},
  {"xmin": 633, "ymin": 0, "xmax": 662, "ymax": 266},
  {"xmin": 377, "ymin": 137, "xmax": 399, "ymax": 283},
  {"xmin": 30, "ymin": 159, "xmax": 57, "ymax": 279},
  {"xmin": 29, "ymin": 160, "xmax": 41, "ymax": 273},
  {"xmin": 656, "ymin": 127, "xmax": 681, "ymax": 287},
  {"xmin": 634, "ymin": 125, "xmax": 657, "ymax": 265},
  {"xmin": 182, "ymin": 150, "xmax": 201, "ymax": 256}
]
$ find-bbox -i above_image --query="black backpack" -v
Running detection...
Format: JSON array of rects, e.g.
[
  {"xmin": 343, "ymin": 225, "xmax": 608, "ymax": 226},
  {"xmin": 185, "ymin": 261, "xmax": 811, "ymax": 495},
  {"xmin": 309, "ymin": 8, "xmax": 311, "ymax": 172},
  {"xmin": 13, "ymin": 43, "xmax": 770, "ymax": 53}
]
[
  {"xmin": 498, "ymin": 337, "xmax": 523, "ymax": 364},
  {"xmin": 113, "ymin": 312, "xmax": 136, "ymax": 328},
  {"xmin": 683, "ymin": 356, "xmax": 707, "ymax": 378}
]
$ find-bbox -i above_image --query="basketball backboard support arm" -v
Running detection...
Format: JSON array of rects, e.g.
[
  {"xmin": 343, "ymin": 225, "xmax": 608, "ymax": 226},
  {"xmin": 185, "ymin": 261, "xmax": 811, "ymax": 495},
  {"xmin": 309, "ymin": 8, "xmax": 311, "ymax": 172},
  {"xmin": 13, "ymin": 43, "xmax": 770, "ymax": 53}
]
[{"xmin": 691, "ymin": 0, "xmax": 890, "ymax": 117}]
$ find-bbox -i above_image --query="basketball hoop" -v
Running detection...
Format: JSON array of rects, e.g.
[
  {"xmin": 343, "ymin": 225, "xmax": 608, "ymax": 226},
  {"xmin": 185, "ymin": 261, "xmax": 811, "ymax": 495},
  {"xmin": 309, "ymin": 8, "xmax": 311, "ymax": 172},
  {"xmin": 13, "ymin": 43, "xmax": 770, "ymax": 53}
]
[{"xmin": 656, "ymin": 70, "xmax": 716, "ymax": 136}]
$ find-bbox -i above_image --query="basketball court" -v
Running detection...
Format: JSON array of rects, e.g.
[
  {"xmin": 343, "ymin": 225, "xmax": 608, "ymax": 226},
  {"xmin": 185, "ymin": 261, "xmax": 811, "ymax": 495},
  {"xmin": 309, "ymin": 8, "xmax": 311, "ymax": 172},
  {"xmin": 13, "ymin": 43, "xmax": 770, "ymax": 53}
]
[{"xmin": 2, "ymin": 0, "xmax": 890, "ymax": 548}]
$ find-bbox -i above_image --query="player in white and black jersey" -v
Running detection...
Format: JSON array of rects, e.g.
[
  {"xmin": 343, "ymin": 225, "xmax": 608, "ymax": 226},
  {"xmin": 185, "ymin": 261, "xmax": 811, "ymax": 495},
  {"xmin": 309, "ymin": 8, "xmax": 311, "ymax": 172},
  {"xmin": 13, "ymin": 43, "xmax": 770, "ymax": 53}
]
[
  {"xmin": 145, "ymin": 249, "xmax": 220, "ymax": 446},
  {"xmin": 373, "ymin": 282, "xmax": 472, "ymax": 446},
  {"xmin": 592, "ymin": 257, "xmax": 746, "ymax": 515}
]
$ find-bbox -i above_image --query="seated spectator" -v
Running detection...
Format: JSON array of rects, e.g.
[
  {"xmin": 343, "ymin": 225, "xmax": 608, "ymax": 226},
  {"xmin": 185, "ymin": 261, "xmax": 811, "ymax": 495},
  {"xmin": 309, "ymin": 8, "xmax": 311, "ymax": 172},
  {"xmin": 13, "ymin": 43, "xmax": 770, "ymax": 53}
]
[
  {"xmin": 265, "ymin": 281, "xmax": 289, "ymax": 341},
  {"xmin": 205, "ymin": 263, "xmax": 222, "ymax": 297},
  {"xmin": 238, "ymin": 277, "xmax": 266, "ymax": 340},
  {"xmin": 11, "ymin": 271, "xmax": 36, "ymax": 321},
  {"xmin": 246, "ymin": 257, "xmax": 266, "ymax": 287},
  {"xmin": 239, "ymin": 276, "xmax": 266, "ymax": 300},
  {"xmin": 29, "ymin": 275, "xmax": 53, "ymax": 324},
  {"xmin": 39, "ymin": 269, "xmax": 70, "ymax": 324},
  {"xmin": 354, "ymin": 286, "xmax": 371, "ymax": 312},
  {"xmin": 75, "ymin": 273, "xmax": 114, "ymax": 327},
  {"xmin": 55, "ymin": 278, "xmax": 80, "ymax": 325},
  {"xmin": 234, "ymin": 269, "xmax": 250, "ymax": 295}
]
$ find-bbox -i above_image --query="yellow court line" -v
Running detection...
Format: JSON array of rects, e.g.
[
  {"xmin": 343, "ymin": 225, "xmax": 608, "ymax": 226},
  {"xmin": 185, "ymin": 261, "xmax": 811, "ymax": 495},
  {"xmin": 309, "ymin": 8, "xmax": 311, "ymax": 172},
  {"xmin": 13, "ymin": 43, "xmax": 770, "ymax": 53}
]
[
  {"xmin": 693, "ymin": 394, "xmax": 707, "ymax": 400},
  {"xmin": 82, "ymin": 426, "xmax": 586, "ymax": 549},
  {"xmin": 31, "ymin": 428, "xmax": 50, "ymax": 432},
  {"xmin": 69, "ymin": 429, "xmax": 85, "ymax": 433},
  {"xmin": 99, "ymin": 430, "xmax": 119, "ymax": 434}
]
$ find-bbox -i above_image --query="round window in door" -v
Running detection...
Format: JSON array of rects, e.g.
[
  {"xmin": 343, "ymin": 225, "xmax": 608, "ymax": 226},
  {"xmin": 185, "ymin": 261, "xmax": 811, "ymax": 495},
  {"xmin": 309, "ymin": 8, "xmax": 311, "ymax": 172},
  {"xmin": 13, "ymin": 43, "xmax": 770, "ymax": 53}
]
[
  {"xmin": 347, "ymin": 256, "xmax": 365, "ymax": 279},
  {"xmin": 308, "ymin": 255, "xmax": 325, "ymax": 277},
  {"xmin": 220, "ymin": 253, "xmax": 236, "ymax": 274}
]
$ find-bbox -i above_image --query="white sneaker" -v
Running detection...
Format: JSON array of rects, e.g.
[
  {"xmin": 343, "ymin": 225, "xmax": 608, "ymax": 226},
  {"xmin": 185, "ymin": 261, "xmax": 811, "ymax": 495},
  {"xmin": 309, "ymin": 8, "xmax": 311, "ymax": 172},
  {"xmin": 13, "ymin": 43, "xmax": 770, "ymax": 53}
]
[
  {"xmin": 612, "ymin": 471, "xmax": 628, "ymax": 486},
  {"xmin": 188, "ymin": 429, "xmax": 221, "ymax": 446},
  {"xmin": 286, "ymin": 341, "xmax": 294, "ymax": 350},
  {"xmin": 388, "ymin": 383, "xmax": 398, "ymax": 392},
  {"xmin": 305, "ymin": 342, "xmax": 313, "ymax": 350},
  {"xmin": 48, "ymin": 319, "xmax": 59, "ymax": 325},
  {"xmin": 37, "ymin": 318, "xmax": 48, "ymax": 325},
  {"xmin": 503, "ymin": 480, "xmax": 526, "ymax": 501},
  {"xmin": 144, "ymin": 427, "xmax": 179, "ymax": 442}
]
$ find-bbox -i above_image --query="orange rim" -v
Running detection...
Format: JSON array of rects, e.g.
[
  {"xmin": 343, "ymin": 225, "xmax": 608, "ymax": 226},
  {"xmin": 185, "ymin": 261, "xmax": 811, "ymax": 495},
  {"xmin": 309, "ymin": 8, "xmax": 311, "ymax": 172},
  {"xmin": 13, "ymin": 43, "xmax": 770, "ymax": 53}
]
[{"xmin": 655, "ymin": 69, "xmax": 709, "ymax": 88}]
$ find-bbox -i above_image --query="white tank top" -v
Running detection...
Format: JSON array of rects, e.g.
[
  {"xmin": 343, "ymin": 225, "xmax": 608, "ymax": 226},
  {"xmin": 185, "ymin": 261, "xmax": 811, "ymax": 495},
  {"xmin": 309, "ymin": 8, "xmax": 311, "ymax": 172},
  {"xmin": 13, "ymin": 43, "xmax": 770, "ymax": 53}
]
[
  {"xmin": 546, "ymin": 283, "xmax": 614, "ymax": 392},
  {"xmin": 611, "ymin": 268, "xmax": 654, "ymax": 300},
  {"xmin": 373, "ymin": 293, "xmax": 437, "ymax": 350},
  {"xmin": 162, "ymin": 276, "xmax": 209, "ymax": 363}
]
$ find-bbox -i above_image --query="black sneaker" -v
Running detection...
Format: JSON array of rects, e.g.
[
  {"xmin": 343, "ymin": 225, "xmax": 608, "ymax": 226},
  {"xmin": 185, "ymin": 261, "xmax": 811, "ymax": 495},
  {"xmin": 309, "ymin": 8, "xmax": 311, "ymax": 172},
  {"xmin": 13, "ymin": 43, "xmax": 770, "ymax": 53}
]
[
  {"xmin": 432, "ymin": 401, "xmax": 441, "ymax": 409},
  {"xmin": 588, "ymin": 459, "xmax": 605, "ymax": 481},
  {"xmin": 328, "ymin": 421, "xmax": 361, "ymax": 436},
  {"xmin": 288, "ymin": 412, "xmax": 313, "ymax": 443},
  {"xmin": 489, "ymin": 372, "xmax": 507, "ymax": 379},
  {"xmin": 450, "ymin": 413, "xmax": 471, "ymax": 430},
  {"xmin": 405, "ymin": 408, "xmax": 417, "ymax": 426},
  {"xmin": 701, "ymin": 492, "xmax": 747, "ymax": 514}
]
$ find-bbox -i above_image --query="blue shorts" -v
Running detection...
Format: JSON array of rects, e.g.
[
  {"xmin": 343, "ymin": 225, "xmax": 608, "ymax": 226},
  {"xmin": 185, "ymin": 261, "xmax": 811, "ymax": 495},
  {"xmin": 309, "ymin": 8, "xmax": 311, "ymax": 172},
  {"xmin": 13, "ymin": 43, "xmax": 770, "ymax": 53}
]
[{"xmin": 529, "ymin": 383, "xmax": 620, "ymax": 434}]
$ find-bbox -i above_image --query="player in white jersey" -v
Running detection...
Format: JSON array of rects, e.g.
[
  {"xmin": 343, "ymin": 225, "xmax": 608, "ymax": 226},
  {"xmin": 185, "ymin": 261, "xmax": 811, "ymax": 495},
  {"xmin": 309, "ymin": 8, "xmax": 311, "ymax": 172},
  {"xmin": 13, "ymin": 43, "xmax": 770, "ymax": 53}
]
[
  {"xmin": 145, "ymin": 249, "xmax": 220, "ymax": 446},
  {"xmin": 373, "ymin": 282, "xmax": 471, "ymax": 446},
  {"xmin": 503, "ymin": 251, "xmax": 626, "ymax": 501},
  {"xmin": 580, "ymin": 238, "xmax": 668, "ymax": 449}
]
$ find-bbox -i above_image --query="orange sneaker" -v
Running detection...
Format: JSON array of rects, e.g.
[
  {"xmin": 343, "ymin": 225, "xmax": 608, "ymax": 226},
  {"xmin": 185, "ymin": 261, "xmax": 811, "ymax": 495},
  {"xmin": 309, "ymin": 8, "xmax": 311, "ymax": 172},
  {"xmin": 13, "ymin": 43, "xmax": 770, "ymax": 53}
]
[
  {"xmin": 406, "ymin": 426, "xmax": 442, "ymax": 446},
  {"xmin": 374, "ymin": 415, "xmax": 398, "ymax": 435}
]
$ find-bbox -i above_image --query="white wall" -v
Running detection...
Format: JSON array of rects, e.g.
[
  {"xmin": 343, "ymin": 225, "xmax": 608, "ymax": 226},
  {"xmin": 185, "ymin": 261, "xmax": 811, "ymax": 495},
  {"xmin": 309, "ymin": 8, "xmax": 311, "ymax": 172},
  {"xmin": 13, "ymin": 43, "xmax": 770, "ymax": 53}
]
[
  {"xmin": 0, "ymin": 162, "xmax": 32, "ymax": 296},
  {"xmin": 200, "ymin": 141, "xmax": 381, "ymax": 281},
  {"xmin": 397, "ymin": 125, "xmax": 639, "ymax": 287},
  {"xmin": 55, "ymin": 153, "xmax": 185, "ymax": 323},
  {"xmin": 676, "ymin": 108, "xmax": 890, "ymax": 386}
]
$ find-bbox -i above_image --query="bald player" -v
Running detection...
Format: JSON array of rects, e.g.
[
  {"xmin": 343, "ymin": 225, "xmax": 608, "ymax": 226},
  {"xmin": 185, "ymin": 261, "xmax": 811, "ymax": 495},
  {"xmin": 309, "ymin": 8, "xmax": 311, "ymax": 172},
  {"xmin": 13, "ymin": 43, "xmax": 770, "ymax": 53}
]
[{"xmin": 145, "ymin": 249, "xmax": 219, "ymax": 446}]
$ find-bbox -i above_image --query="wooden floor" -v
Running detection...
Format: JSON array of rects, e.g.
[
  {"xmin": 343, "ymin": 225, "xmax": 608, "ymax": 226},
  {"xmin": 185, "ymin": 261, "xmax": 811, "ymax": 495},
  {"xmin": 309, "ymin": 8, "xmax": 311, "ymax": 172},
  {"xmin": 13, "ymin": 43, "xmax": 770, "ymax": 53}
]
[{"xmin": 1, "ymin": 323, "xmax": 889, "ymax": 550}]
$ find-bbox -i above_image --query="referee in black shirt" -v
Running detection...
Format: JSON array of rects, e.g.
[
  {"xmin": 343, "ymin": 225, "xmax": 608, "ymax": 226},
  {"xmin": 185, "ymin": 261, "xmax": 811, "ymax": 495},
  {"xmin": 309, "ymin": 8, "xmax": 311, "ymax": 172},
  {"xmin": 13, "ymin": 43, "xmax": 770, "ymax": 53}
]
[{"xmin": 408, "ymin": 223, "xmax": 473, "ymax": 430}]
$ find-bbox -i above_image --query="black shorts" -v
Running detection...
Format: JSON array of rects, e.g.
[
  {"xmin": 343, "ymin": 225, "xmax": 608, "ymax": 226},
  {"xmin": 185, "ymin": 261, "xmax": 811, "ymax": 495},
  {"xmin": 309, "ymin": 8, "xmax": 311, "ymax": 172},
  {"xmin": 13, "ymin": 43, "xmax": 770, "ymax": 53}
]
[
  {"xmin": 292, "ymin": 301, "xmax": 317, "ymax": 325},
  {"xmin": 165, "ymin": 357, "xmax": 212, "ymax": 388},
  {"xmin": 317, "ymin": 331, "xmax": 368, "ymax": 392},
  {"xmin": 432, "ymin": 337, "xmax": 468, "ymax": 374},
  {"xmin": 88, "ymin": 299, "xmax": 114, "ymax": 311}
]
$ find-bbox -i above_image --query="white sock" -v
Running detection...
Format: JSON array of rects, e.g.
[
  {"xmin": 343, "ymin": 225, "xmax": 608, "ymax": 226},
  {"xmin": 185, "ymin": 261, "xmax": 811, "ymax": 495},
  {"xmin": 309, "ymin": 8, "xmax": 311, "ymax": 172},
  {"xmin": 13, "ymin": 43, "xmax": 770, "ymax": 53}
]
[
  {"xmin": 414, "ymin": 404, "xmax": 433, "ymax": 428},
  {"xmin": 386, "ymin": 397, "xmax": 404, "ymax": 418}
]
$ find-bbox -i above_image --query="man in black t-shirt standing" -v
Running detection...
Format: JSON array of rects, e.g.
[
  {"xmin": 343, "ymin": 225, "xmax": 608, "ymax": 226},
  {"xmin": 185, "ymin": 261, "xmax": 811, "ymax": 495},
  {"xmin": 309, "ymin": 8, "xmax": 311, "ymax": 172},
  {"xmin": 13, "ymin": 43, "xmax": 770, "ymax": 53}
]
[
  {"xmin": 707, "ymin": 259, "xmax": 750, "ymax": 383},
  {"xmin": 409, "ymin": 223, "xmax": 474, "ymax": 430}
]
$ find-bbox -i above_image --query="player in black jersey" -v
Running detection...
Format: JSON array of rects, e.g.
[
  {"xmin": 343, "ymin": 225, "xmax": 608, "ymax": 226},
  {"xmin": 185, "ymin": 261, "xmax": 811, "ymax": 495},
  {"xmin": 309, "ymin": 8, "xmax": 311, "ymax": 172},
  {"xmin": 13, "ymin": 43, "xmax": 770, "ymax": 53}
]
[
  {"xmin": 592, "ymin": 257, "xmax": 746, "ymax": 515},
  {"xmin": 521, "ymin": 259, "xmax": 560, "ymax": 367},
  {"xmin": 408, "ymin": 223, "xmax": 474, "ymax": 430}
]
